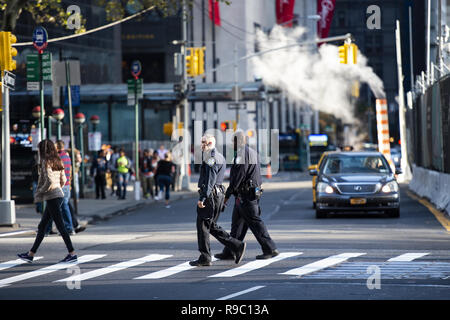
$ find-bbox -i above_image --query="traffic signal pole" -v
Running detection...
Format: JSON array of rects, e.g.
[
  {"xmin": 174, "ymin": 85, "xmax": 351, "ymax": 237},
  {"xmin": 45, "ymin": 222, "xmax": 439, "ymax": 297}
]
[
  {"xmin": 181, "ymin": 0, "xmax": 191, "ymax": 191},
  {"xmin": 0, "ymin": 76, "xmax": 16, "ymax": 226}
]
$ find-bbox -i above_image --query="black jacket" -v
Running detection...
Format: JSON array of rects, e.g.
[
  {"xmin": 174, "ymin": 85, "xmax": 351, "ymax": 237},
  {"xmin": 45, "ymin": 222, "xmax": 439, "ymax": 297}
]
[
  {"xmin": 198, "ymin": 148, "xmax": 225, "ymax": 202},
  {"xmin": 225, "ymin": 145, "xmax": 262, "ymax": 199}
]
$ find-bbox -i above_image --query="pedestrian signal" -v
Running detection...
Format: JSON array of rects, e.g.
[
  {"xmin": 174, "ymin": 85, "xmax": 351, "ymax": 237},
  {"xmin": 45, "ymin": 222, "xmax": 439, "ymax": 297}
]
[{"xmin": 220, "ymin": 121, "xmax": 229, "ymax": 131}]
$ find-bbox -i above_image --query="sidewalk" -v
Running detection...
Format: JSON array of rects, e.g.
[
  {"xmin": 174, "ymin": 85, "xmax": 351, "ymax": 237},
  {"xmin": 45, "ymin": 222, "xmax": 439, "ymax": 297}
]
[
  {"xmin": 0, "ymin": 171, "xmax": 307, "ymax": 237},
  {"xmin": 0, "ymin": 184, "xmax": 198, "ymax": 237}
]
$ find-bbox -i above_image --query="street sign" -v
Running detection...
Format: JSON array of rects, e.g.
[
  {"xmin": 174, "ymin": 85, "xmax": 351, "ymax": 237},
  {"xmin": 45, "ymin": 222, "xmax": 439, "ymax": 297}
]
[
  {"xmin": 227, "ymin": 102, "xmax": 247, "ymax": 110},
  {"xmin": 27, "ymin": 82, "xmax": 39, "ymax": 91},
  {"xmin": 27, "ymin": 53, "xmax": 52, "ymax": 82},
  {"xmin": 127, "ymin": 78, "xmax": 143, "ymax": 105},
  {"xmin": 131, "ymin": 60, "xmax": 142, "ymax": 78},
  {"xmin": 32, "ymin": 27, "xmax": 48, "ymax": 52},
  {"xmin": 88, "ymin": 132, "xmax": 102, "ymax": 151},
  {"xmin": 3, "ymin": 71, "xmax": 15, "ymax": 90},
  {"xmin": 64, "ymin": 85, "xmax": 80, "ymax": 107}
]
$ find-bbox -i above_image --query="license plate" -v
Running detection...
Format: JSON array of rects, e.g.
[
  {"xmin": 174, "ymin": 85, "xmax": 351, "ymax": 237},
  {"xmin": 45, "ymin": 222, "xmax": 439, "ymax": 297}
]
[{"xmin": 350, "ymin": 198, "xmax": 367, "ymax": 205}]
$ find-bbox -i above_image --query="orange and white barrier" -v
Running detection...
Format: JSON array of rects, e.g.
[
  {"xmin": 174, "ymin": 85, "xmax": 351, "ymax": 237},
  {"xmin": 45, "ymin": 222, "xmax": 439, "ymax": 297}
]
[{"xmin": 375, "ymin": 99, "xmax": 395, "ymax": 173}]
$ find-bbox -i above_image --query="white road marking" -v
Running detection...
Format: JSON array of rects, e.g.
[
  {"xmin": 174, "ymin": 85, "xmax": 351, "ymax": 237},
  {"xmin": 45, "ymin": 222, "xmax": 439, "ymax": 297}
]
[
  {"xmin": 135, "ymin": 257, "xmax": 218, "ymax": 280},
  {"xmin": 55, "ymin": 254, "xmax": 172, "ymax": 283},
  {"xmin": 387, "ymin": 253, "xmax": 430, "ymax": 262},
  {"xmin": 280, "ymin": 253, "xmax": 366, "ymax": 277},
  {"xmin": 217, "ymin": 286, "xmax": 266, "ymax": 300},
  {"xmin": 0, "ymin": 255, "xmax": 105, "ymax": 288},
  {"xmin": 0, "ymin": 230, "xmax": 35, "ymax": 238},
  {"xmin": 209, "ymin": 252, "xmax": 302, "ymax": 278},
  {"xmin": 0, "ymin": 257, "xmax": 43, "ymax": 271}
]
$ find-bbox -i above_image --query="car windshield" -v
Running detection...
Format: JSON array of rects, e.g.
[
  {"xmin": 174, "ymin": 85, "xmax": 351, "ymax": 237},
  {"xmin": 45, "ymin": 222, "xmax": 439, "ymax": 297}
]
[{"xmin": 323, "ymin": 155, "xmax": 391, "ymax": 174}]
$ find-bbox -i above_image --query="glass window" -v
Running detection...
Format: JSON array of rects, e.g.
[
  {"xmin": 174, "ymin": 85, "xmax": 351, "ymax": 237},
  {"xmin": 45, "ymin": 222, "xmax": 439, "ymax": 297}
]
[{"xmin": 323, "ymin": 155, "xmax": 390, "ymax": 174}]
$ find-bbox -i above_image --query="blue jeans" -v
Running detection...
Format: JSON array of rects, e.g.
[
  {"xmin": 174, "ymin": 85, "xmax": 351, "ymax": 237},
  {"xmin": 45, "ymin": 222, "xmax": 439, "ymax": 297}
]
[
  {"xmin": 117, "ymin": 172, "xmax": 130, "ymax": 199},
  {"xmin": 46, "ymin": 185, "xmax": 73, "ymax": 233},
  {"xmin": 157, "ymin": 175, "xmax": 172, "ymax": 200}
]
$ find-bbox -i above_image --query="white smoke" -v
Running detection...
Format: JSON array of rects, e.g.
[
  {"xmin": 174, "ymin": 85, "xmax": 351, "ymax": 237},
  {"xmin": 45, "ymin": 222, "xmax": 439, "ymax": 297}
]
[{"xmin": 251, "ymin": 25, "xmax": 385, "ymax": 123}]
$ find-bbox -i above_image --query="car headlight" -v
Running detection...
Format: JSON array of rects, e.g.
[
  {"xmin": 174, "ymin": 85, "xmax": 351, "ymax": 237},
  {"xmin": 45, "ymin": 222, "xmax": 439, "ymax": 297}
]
[
  {"xmin": 381, "ymin": 181, "xmax": 398, "ymax": 193},
  {"xmin": 317, "ymin": 182, "xmax": 334, "ymax": 194}
]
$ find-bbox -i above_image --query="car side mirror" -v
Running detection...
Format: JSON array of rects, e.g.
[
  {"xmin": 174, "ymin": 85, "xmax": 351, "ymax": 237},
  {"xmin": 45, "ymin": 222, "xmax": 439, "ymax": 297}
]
[
  {"xmin": 309, "ymin": 169, "xmax": 318, "ymax": 176},
  {"xmin": 395, "ymin": 168, "xmax": 403, "ymax": 175}
]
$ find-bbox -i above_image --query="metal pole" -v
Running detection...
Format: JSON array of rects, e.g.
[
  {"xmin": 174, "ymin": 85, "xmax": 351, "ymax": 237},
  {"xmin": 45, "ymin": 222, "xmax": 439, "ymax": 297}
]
[
  {"xmin": 65, "ymin": 60, "xmax": 78, "ymax": 215},
  {"xmin": 57, "ymin": 121, "xmax": 62, "ymax": 140},
  {"xmin": 408, "ymin": 6, "xmax": 414, "ymax": 92},
  {"xmin": 0, "ymin": 74, "xmax": 16, "ymax": 225},
  {"xmin": 79, "ymin": 123, "xmax": 84, "ymax": 198},
  {"xmin": 395, "ymin": 20, "xmax": 412, "ymax": 182},
  {"xmin": 135, "ymin": 77, "xmax": 139, "ymax": 182},
  {"xmin": 39, "ymin": 51, "xmax": 45, "ymax": 139},
  {"xmin": 181, "ymin": 0, "xmax": 190, "ymax": 190},
  {"xmin": 426, "ymin": 0, "xmax": 431, "ymax": 85}
]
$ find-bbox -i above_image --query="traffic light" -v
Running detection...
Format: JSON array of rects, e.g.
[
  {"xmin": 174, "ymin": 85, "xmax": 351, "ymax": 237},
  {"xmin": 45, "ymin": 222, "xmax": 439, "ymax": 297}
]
[
  {"xmin": 220, "ymin": 121, "xmax": 229, "ymax": 131},
  {"xmin": 186, "ymin": 48, "xmax": 195, "ymax": 77},
  {"xmin": 338, "ymin": 44, "xmax": 348, "ymax": 64},
  {"xmin": 0, "ymin": 31, "xmax": 17, "ymax": 71},
  {"xmin": 196, "ymin": 47, "xmax": 205, "ymax": 76},
  {"xmin": 350, "ymin": 43, "xmax": 357, "ymax": 64}
]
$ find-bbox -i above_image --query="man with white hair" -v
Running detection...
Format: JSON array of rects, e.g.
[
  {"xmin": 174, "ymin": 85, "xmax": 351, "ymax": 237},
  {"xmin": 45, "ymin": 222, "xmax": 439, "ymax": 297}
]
[{"xmin": 189, "ymin": 134, "xmax": 246, "ymax": 267}]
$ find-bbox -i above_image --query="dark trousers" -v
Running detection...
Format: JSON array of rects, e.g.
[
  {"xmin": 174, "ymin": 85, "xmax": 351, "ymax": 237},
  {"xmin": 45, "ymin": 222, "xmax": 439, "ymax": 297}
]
[
  {"xmin": 31, "ymin": 197, "xmax": 75, "ymax": 254},
  {"xmin": 196, "ymin": 191, "xmax": 242, "ymax": 262},
  {"xmin": 222, "ymin": 197, "xmax": 276, "ymax": 256},
  {"xmin": 95, "ymin": 173, "xmax": 106, "ymax": 199},
  {"xmin": 157, "ymin": 175, "xmax": 172, "ymax": 200}
]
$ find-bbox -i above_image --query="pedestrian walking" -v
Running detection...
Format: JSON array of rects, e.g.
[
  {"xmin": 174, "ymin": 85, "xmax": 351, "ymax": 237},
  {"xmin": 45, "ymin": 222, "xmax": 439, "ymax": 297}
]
[
  {"xmin": 109, "ymin": 146, "xmax": 120, "ymax": 196},
  {"xmin": 53, "ymin": 140, "xmax": 75, "ymax": 235},
  {"xmin": 189, "ymin": 134, "xmax": 246, "ymax": 267},
  {"xmin": 91, "ymin": 149, "xmax": 108, "ymax": 199},
  {"xmin": 157, "ymin": 144, "xmax": 168, "ymax": 160},
  {"xmin": 215, "ymin": 131, "xmax": 279, "ymax": 261},
  {"xmin": 154, "ymin": 153, "xmax": 175, "ymax": 208},
  {"xmin": 152, "ymin": 150, "xmax": 160, "ymax": 196},
  {"xmin": 116, "ymin": 149, "xmax": 131, "ymax": 200},
  {"xmin": 140, "ymin": 149, "xmax": 155, "ymax": 199},
  {"xmin": 17, "ymin": 139, "xmax": 77, "ymax": 263}
]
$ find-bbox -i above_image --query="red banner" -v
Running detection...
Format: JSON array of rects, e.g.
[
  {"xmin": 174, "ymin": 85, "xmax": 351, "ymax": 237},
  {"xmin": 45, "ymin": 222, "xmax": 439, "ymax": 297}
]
[
  {"xmin": 209, "ymin": 0, "xmax": 221, "ymax": 26},
  {"xmin": 276, "ymin": 0, "xmax": 296, "ymax": 27},
  {"xmin": 317, "ymin": 0, "xmax": 336, "ymax": 43}
]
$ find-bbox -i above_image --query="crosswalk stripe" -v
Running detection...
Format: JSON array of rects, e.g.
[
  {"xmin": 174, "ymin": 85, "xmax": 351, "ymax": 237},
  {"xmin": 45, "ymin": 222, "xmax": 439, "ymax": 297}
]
[
  {"xmin": 0, "ymin": 255, "xmax": 105, "ymax": 288},
  {"xmin": 55, "ymin": 254, "xmax": 172, "ymax": 283},
  {"xmin": 135, "ymin": 257, "xmax": 218, "ymax": 280},
  {"xmin": 217, "ymin": 286, "xmax": 266, "ymax": 300},
  {"xmin": 280, "ymin": 253, "xmax": 366, "ymax": 277},
  {"xmin": 209, "ymin": 252, "xmax": 302, "ymax": 278},
  {"xmin": 387, "ymin": 253, "xmax": 430, "ymax": 262},
  {"xmin": 0, "ymin": 257, "xmax": 43, "ymax": 271}
]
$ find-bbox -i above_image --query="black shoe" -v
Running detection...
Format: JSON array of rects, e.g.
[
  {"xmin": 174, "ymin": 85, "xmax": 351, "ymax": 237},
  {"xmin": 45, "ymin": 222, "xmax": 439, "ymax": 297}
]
[
  {"xmin": 75, "ymin": 226, "xmax": 86, "ymax": 233},
  {"xmin": 214, "ymin": 252, "xmax": 235, "ymax": 260},
  {"xmin": 59, "ymin": 254, "xmax": 77, "ymax": 263},
  {"xmin": 256, "ymin": 249, "xmax": 279, "ymax": 260},
  {"xmin": 189, "ymin": 259, "xmax": 212, "ymax": 267},
  {"xmin": 17, "ymin": 252, "xmax": 33, "ymax": 263},
  {"xmin": 234, "ymin": 242, "xmax": 247, "ymax": 264}
]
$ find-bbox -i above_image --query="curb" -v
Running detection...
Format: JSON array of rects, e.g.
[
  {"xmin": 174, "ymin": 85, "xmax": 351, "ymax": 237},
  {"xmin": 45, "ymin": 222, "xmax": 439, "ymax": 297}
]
[
  {"xmin": 407, "ymin": 189, "xmax": 450, "ymax": 233},
  {"xmin": 0, "ymin": 192, "xmax": 198, "ymax": 236},
  {"xmin": 80, "ymin": 192, "xmax": 198, "ymax": 225}
]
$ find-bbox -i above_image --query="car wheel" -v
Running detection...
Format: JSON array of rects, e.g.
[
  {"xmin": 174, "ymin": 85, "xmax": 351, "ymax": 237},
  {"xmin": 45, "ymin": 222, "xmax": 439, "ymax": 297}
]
[
  {"xmin": 316, "ymin": 209, "xmax": 327, "ymax": 219},
  {"xmin": 387, "ymin": 208, "xmax": 400, "ymax": 218}
]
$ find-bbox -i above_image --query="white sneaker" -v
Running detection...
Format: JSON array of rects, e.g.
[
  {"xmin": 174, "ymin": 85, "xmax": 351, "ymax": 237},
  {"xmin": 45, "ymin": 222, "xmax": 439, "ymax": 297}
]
[{"xmin": 165, "ymin": 205, "xmax": 171, "ymax": 209}]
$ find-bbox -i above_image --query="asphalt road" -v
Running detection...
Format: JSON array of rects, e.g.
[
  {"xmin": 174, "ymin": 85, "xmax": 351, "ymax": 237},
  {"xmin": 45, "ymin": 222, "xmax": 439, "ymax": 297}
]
[{"xmin": 0, "ymin": 176, "xmax": 449, "ymax": 306}]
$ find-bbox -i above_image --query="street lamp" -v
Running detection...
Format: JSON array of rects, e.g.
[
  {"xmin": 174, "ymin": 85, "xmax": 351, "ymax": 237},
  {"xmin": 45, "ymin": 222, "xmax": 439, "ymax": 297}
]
[
  {"xmin": 90, "ymin": 115, "xmax": 100, "ymax": 132},
  {"xmin": 52, "ymin": 108, "xmax": 65, "ymax": 140},
  {"xmin": 74, "ymin": 112, "xmax": 85, "ymax": 198},
  {"xmin": 31, "ymin": 106, "xmax": 45, "ymax": 143}
]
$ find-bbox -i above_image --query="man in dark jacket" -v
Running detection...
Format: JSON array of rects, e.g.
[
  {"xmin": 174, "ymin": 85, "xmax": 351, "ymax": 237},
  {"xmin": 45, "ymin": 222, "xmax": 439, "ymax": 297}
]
[
  {"xmin": 215, "ymin": 131, "xmax": 278, "ymax": 260},
  {"xmin": 189, "ymin": 134, "xmax": 246, "ymax": 267}
]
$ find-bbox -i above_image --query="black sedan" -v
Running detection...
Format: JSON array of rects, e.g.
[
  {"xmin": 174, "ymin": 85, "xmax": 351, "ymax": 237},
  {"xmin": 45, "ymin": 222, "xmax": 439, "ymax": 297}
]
[{"xmin": 309, "ymin": 151, "xmax": 401, "ymax": 219}]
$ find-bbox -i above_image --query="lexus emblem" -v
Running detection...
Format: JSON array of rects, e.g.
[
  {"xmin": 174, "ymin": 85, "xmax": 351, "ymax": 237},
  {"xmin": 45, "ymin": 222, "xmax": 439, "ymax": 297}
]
[{"xmin": 354, "ymin": 186, "xmax": 362, "ymax": 191}]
